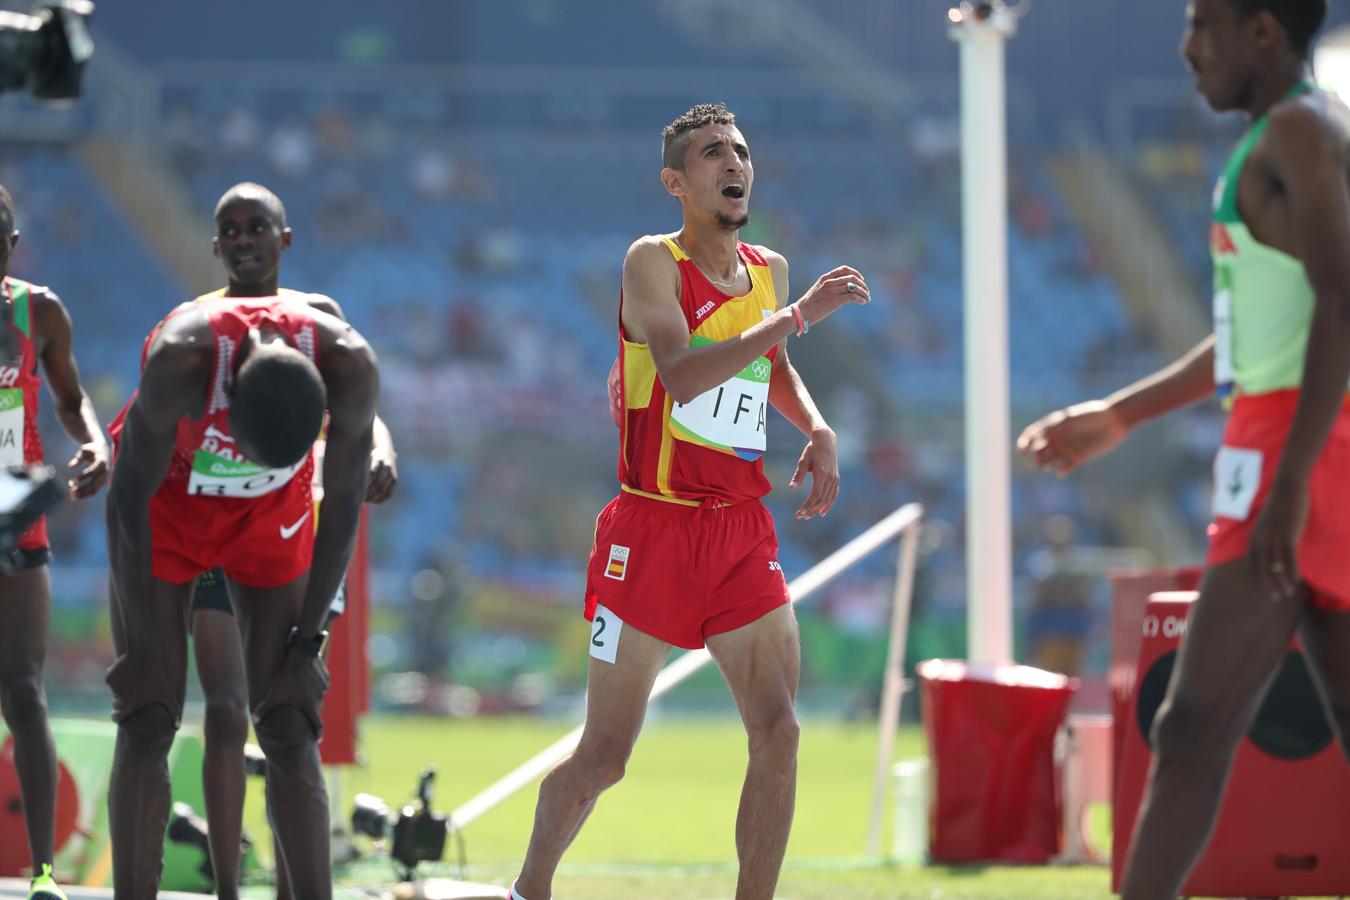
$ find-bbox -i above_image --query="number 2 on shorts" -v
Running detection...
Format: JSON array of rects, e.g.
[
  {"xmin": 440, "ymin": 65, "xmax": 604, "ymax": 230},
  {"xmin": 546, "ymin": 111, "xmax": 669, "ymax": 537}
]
[{"xmin": 589, "ymin": 604, "xmax": 623, "ymax": 665}]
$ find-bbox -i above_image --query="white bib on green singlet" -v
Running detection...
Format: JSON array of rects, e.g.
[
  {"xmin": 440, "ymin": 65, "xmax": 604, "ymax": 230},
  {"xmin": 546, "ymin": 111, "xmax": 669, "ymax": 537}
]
[
  {"xmin": 187, "ymin": 449, "xmax": 303, "ymax": 498},
  {"xmin": 669, "ymin": 340, "xmax": 770, "ymax": 461},
  {"xmin": 0, "ymin": 389, "xmax": 25, "ymax": 468}
]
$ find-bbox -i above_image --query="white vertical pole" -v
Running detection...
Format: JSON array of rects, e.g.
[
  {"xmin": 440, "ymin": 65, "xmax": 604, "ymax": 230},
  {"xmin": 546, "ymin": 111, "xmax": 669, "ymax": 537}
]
[
  {"xmin": 951, "ymin": 3, "xmax": 1017, "ymax": 666},
  {"xmin": 865, "ymin": 519, "xmax": 922, "ymax": 857}
]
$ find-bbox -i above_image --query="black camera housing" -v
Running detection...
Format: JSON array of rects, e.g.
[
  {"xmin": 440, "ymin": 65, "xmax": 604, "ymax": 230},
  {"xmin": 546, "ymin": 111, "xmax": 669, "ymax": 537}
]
[
  {"xmin": 351, "ymin": 768, "xmax": 449, "ymax": 878},
  {"xmin": 390, "ymin": 802, "xmax": 448, "ymax": 872},
  {"xmin": 0, "ymin": 1, "xmax": 94, "ymax": 102}
]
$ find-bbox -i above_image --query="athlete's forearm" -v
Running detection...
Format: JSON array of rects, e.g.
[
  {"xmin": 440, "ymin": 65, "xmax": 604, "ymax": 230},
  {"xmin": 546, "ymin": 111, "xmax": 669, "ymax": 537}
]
[
  {"xmin": 1276, "ymin": 294, "xmax": 1350, "ymax": 485},
  {"xmin": 299, "ymin": 430, "xmax": 371, "ymax": 637},
  {"xmin": 768, "ymin": 357, "xmax": 829, "ymax": 437},
  {"xmin": 1106, "ymin": 335, "xmax": 1216, "ymax": 429},
  {"xmin": 56, "ymin": 393, "xmax": 105, "ymax": 449},
  {"xmin": 656, "ymin": 308, "xmax": 797, "ymax": 404}
]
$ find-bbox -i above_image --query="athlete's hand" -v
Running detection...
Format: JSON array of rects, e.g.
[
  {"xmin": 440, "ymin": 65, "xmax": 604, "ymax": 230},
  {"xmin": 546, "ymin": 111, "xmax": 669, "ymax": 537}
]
[
  {"xmin": 1249, "ymin": 476, "xmax": 1309, "ymax": 603},
  {"xmin": 68, "ymin": 440, "xmax": 109, "ymax": 499},
  {"xmin": 253, "ymin": 644, "xmax": 330, "ymax": 738},
  {"xmin": 796, "ymin": 266, "xmax": 870, "ymax": 328},
  {"xmin": 366, "ymin": 444, "xmax": 398, "ymax": 504},
  {"xmin": 1017, "ymin": 401, "xmax": 1128, "ymax": 476},
  {"xmin": 607, "ymin": 356, "xmax": 622, "ymax": 428},
  {"xmin": 789, "ymin": 427, "xmax": 840, "ymax": 519},
  {"xmin": 106, "ymin": 652, "xmax": 180, "ymax": 727}
]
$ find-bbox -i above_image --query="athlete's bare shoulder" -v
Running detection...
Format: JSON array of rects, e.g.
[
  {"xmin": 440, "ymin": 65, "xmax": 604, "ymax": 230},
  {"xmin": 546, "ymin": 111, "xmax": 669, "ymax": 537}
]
[
  {"xmin": 289, "ymin": 290, "xmax": 346, "ymax": 321},
  {"xmin": 307, "ymin": 303, "xmax": 376, "ymax": 390},
  {"xmin": 27, "ymin": 283, "xmax": 64, "ymax": 329},
  {"xmin": 146, "ymin": 304, "xmax": 212, "ymax": 365},
  {"xmin": 754, "ymin": 244, "xmax": 789, "ymax": 277},
  {"xmin": 1265, "ymin": 90, "xmax": 1350, "ymax": 164},
  {"xmin": 138, "ymin": 305, "xmax": 213, "ymax": 417},
  {"xmin": 623, "ymin": 234, "xmax": 681, "ymax": 298},
  {"xmin": 625, "ymin": 233, "xmax": 679, "ymax": 270}
]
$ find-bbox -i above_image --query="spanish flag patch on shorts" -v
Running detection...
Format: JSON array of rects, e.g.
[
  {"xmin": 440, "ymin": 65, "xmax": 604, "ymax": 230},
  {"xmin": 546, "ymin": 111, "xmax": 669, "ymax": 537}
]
[{"xmin": 605, "ymin": 544, "xmax": 630, "ymax": 581}]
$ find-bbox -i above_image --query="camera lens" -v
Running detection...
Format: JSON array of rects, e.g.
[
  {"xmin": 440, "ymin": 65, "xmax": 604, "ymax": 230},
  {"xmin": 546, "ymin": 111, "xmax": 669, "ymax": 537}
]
[{"xmin": 351, "ymin": 793, "xmax": 391, "ymax": 839}]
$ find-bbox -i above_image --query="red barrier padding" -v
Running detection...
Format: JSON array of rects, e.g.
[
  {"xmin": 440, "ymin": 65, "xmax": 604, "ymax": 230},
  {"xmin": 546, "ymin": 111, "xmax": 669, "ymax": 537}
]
[
  {"xmin": 0, "ymin": 737, "xmax": 79, "ymax": 876},
  {"xmin": 1113, "ymin": 591, "xmax": 1350, "ymax": 896}
]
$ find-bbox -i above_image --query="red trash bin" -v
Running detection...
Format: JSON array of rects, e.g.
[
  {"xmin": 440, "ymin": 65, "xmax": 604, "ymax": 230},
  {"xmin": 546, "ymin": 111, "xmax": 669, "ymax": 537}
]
[{"xmin": 918, "ymin": 658, "xmax": 1078, "ymax": 863}]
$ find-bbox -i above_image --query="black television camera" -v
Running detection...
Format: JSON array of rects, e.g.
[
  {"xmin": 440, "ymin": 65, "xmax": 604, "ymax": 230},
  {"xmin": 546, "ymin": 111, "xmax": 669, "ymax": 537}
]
[
  {"xmin": 0, "ymin": 0, "xmax": 93, "ymax": 103},
  {"xmin": 352, "ymin": 767, "xmax": 449, "ymax": 880}
]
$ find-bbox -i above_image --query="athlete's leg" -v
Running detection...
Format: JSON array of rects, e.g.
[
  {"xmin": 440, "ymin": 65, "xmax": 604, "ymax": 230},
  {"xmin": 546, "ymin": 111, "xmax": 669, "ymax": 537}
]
[
  {"xmin": 707, "ymin": 604, "xmax": 800, "ymax": 900},
  {"xmin": 191, "ymin": 574, "xmax": 248, "ymax": 900},
  {"xmin": 1297, "ymin": 600, "xmax": 1350, "ymax": 764},
  {"xmin": 1120, "ymin": 557, "xmax": 1306, "ymax": 900},
  {"xmin": 513, "ymin": 622, "xmax": 671, "ymax": 900},
  {"xmin": 108, "ymin": 577, "xmax": 192, "ymax": 899},
  {"xmin": 230, "ymin": 574, "xmax": 331, "ymax": 900},
  {"xmin": 0, "ymin": 565, "xmax": 57, "ymax": 872}
]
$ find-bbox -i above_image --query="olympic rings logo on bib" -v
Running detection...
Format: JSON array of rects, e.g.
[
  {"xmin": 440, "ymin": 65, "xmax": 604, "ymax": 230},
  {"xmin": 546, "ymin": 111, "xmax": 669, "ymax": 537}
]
[{"xmin": 0, "ymin": 388, "xmax": 23, "ymax": 468}]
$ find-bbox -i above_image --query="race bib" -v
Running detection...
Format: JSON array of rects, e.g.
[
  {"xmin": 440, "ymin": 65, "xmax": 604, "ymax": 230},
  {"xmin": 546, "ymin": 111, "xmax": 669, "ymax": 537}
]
[
  {"xmin": 187, "ymin": 449, "xmax": 303, "ymax": 498},
  {"xmin": 1212, "ymin": 445, "xmax": 1262, "ymax": 521},
  {"xmin": 589, "ymin": 604, "xmax": 623, "ymax": 665},
  {"xmin": 1213, "ymin": 288, "xmax": 1234, "ymax": 398},
  {"xmin": 669, "ymin": 342, "xmax": 770, "ymax": 461},
  {"xmin": 0, "ymin": 389, "xmax": 23, "ymax": 467}
]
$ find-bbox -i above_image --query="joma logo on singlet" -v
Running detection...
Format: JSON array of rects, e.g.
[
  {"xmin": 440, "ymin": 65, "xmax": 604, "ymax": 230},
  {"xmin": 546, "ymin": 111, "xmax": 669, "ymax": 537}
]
[
  {"xmin": 0, "ymin": 367, "xmax": 21, "ymax": 389},
  {"xmin": 694, "ymin": 300, "xmax": 717, "ymax": 321}
]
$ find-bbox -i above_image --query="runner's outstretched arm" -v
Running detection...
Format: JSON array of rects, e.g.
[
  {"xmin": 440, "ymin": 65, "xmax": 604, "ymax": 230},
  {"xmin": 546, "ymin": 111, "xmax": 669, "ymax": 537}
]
[
  {"xmin": 1018, "ymin": 335, "xmax": 1216, "ymax": 477},
  {"xmin": 622, "ymin": 238, "xmax": 868, "ymax": 403},
  {"xmin": 33, "ymin": 289, "xmax": 108, "ymax": 498}
]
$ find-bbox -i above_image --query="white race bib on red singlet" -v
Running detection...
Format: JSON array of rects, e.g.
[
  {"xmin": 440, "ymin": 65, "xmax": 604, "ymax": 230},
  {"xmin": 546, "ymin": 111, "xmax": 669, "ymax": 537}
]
[{"xmin": 0, "ymin": 389, "xmax": 23, "ymax": 468}]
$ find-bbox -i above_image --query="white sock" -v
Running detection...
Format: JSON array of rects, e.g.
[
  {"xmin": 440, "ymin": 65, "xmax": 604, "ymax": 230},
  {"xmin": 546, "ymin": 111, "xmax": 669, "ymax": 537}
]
[{"xmin": 509, "ymin": 883, "xmax": 531, "ymax": 900}]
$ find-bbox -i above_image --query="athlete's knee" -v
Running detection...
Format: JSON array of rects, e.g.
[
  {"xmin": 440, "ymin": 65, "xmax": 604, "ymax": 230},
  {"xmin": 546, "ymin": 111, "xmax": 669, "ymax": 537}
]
[
  {"xmin": 573, "ymin": 738, "xmax": 631, "ymax": 792},
  {"xmin": 0, "ymin": 673, "xmax": 46, "ymax": 730},
  {"xmin": 253, "ymin": 704, "xmax": 316, "ymax": 759},
  {"xmin": 204, "ymin": 694, "xmax": 250, "ymax": 750},
  {"xmin": 1150, "ymin": 698, "xmax": 1240, "ymax": 762},
  {"xmin": 746, "ymin": 707, "xmax": 800, "ymax": 760},
  {"xmin": 117, "ymin": 703, "xmax": 178, "ymax": 754}
]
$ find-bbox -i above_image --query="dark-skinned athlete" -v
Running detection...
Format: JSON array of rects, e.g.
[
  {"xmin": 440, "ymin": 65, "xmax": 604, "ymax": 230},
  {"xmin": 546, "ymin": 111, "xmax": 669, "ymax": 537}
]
[
  {"xmin": 1018, "ymin": 3, "xmax": 1350, "ymax": 896},
  {"xmin": 0, "ymin": 186, "xmax": 108, "ymax": 900},
  {"xmin": 104, "ymin": 182, "xmax": 380, "ymax": 899},
  {"xmin": 183, "ymin": 183, "xmax": 397, "ymax": 899}
]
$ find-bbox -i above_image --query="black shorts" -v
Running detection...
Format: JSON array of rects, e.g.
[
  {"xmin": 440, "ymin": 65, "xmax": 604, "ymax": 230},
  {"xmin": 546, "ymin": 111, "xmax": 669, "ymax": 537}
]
[
  {"xmin": 190, "ymin": 566, "xmax": 346, "ymax": 625},
  {"xmin": 190, "ymin": 567, "xmax": 232, "ymax": 616},
  {"xmin": 0, "ymin": 546, "xmax": 52, "ymax": 576}
]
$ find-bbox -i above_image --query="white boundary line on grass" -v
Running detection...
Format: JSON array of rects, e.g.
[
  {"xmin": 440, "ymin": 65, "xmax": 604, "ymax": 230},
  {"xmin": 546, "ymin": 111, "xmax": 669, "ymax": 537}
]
[{"xmin": 449, "ymin": 502, "xmax": 925, "ymax": 834}]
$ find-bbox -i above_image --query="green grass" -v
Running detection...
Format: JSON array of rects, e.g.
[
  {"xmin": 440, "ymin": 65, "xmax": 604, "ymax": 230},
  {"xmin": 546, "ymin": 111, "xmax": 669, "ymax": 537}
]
[{"xmin": 240, "ymin": 715, "xmax": 1120, "ymax": 899}]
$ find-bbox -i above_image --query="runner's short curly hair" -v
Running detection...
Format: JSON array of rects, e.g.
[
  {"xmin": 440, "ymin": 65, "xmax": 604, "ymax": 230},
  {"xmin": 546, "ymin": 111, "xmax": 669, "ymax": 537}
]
[{"xmin": 662, "ymin": 103, "xmax": 737, "ymax": 170}]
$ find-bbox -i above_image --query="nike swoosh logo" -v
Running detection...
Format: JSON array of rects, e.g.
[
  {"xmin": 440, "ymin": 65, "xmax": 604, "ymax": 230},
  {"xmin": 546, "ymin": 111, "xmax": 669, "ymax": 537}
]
[{"xmin": 279, "ymin": 509, "xmax": 311, "ymax": 540}]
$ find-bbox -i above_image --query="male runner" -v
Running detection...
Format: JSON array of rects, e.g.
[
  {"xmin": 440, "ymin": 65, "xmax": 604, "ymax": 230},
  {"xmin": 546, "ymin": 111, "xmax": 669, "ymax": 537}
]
[
  {"xmin": 0, "ymin": 186, "xmax": 108, "ymax": 900},
  {"xmin": 104, "ymin": 183, "xmax": 379, "ymax": 898},
  {"xmin": 181, "ymin": 183, "xmax": 397, "ymax": 899},
  {"xmin": 511, "ymin": 104, "xmax": 870, "ymax": 900},
  {"xmin": 1018, "ymin": 3, "xmax": 1350, "ymax": 896}
]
